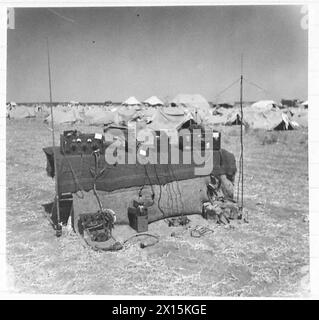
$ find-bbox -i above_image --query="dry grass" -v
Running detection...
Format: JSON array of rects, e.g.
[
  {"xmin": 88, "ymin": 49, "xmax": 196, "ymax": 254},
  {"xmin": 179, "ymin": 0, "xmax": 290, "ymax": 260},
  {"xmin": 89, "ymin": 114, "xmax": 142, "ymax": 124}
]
[{"xmin": 6, "ymin": 118, "xmax": 309, "ymax": 296}]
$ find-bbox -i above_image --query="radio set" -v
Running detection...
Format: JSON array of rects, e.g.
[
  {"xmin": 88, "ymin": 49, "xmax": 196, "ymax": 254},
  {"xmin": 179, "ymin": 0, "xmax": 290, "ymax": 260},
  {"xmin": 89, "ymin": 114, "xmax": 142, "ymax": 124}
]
[
  {"xmin": 60, "ymin": 128, "xmax": 219, "ymax": 156},
  {"xmin": 60, "ymin": 130, "xmax": 105, "ymax": 155},
  {"xmin": 179, "ymin": 129, "xmax": 221, "ymax": 151},
  {"xmin": 103, "ymin": 125, "xmax": 221, "ymax": 155}
]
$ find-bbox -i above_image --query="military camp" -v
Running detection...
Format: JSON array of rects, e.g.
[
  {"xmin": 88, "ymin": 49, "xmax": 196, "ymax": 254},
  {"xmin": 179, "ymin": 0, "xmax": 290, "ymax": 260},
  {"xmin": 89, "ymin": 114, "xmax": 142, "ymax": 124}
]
[{"xmin": 5, "ymin": 6, "xmax": 309, "ymax": 298}]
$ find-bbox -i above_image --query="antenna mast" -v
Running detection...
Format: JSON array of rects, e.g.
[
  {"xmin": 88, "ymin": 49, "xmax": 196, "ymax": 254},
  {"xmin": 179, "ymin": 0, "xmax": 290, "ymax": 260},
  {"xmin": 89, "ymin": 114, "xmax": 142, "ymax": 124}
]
[
  {"xmin": 47, "ymin": 38, "xmax": 62, "ymax": 237},
  {"xmin": 240, "ymin": 54, "xmax": 245, "ymax": 217}
]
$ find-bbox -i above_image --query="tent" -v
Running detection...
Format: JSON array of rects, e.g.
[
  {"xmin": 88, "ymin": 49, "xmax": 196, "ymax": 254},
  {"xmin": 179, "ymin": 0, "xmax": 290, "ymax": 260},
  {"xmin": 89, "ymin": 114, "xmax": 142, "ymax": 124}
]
[
  {"xmin": 6, "ymin": 102, "xmax": 17, "ymax": 115},
  {"xmin": 225, "ymin": 109, "xmax": 246, "ymax": 126},
  {"xmin": 140, "ymin": 108, "xmax": 157, "ymax": 119},
  {"xmin": 249, "ymin": 100, "xmax": 281, "ymax": 112},
  {"xmin": 211, "ymin": 108, "xmax": 237, "ymax": 126},
  {"xmin": 224, "ymin": 107, "xmax": 300, "ymax": 131},
  {"xmin": 8, "ymin": 106, "xmax": 36, "ymax": 119},
  {"xmin": 265, "ymin": 111, "xmax": 297, "ymax": 130},
  {"xmin": 39, "ymin": 104, "xmax": 51, "ymax": 116},
  {"xmin": 291, "ymin": 109, "xmax": 308, "ymax": 128},
  {"xmin": 69, "ymin": 101, "xmax": 79, "ymax": 105},
  {"xmin": 8, "ymin": 101, "xmax": 17, "ymax": 107},
  {"xmin": 161, "ymin": 105, "xmax": 185, "ymax": 116},
  {"xmin": 143, "ymin": 96, "xmax": 164, "ymax": 107},
  {"xmin": 122, "ymin": 96, "xmax": 141, "ymax": 106},
  {"xmin": 84, "ymin": 108, "xmax": 115, "ymax": 126},
  {"xmin": 44, "ymin": 109, "xmax": 83, "ymax": 125},
  {"xmin": 116, "ymin": 106, "xmax": 139, "ymax": 124},
  {"xmin": 147, "ymin": 108, "xmax": 194, "ymax": 134},
  {"xmin": 301, "ymin": 100, "xmax": 308, "ymax": 109},
  {"xmin": 246, "ymin": 109, "xmax": 298, "ymax": 130},
  {"xmin": 170, "ymin": 94, "xmax": 210, "ymax": 112},
  {"xmin": 136, "ymin": 108, "xmax": 196, "ymax": 147}
]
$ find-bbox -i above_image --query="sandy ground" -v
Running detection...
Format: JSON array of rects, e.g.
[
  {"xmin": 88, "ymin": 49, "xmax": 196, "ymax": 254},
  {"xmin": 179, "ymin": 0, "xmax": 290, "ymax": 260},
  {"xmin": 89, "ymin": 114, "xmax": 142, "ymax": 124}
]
[{"xmin": 6, "ymin": 118, "xmax": 309, "ymax": 296}]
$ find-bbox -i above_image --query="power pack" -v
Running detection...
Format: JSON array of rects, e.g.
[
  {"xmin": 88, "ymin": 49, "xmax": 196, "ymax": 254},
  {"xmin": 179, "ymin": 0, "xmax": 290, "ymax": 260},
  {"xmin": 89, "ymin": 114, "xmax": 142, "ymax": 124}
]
[
  {"xmin": 128, "ymin": 206, "xmax": 148, "ymax": 233},
  {"xmin": 78, "ymin": 211, "xmax": 113, "ymax": 242}
]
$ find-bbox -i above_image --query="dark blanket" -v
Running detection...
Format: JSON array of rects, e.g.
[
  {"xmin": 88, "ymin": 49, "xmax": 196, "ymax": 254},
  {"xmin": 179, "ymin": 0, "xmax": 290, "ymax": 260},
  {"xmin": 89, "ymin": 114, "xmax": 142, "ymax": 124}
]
[{"xmin": 43, "ymin": 147, "xmax": 236, "ymax": 194}]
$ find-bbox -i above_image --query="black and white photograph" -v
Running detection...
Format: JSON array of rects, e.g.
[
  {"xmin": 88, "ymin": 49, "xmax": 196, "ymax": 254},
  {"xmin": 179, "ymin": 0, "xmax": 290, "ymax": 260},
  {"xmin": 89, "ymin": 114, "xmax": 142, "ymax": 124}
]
[{"xmin": 3, "ymin": 3, "xmax": 312, "ymax": 298}]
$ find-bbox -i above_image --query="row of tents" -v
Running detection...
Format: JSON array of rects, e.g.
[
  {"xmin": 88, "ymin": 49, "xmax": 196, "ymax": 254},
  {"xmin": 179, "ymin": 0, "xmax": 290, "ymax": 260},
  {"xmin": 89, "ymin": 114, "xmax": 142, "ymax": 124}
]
[
  {"xmin": 6, "ymin": 97, "xmax": 308, "ymax": 131},
  {"xmin": 125, "ymin": 96, "xmax": 164, "ymax": 107},
  {"xmin": 214, "ymin": 100, "xmax": 308, "ymax": 130},
  {"xmin": 43, "ymin": 100, "xmax": 308, "ymax": 131},
  {"xmin": 6, "ymin": 94, "xmax": 211, "ymax": 112}
]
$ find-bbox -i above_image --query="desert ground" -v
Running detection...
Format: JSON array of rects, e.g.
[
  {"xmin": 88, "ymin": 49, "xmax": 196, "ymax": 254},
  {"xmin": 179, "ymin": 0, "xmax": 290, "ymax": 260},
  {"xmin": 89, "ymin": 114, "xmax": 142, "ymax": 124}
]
[{"xmin": 6, "ymin": 117, "xmax": 309, "ymax": 296}]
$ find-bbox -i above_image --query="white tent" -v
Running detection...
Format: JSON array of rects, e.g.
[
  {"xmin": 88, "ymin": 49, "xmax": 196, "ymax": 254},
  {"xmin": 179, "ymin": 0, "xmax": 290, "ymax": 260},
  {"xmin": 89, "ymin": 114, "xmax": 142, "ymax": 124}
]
[
  {"xmin": 7, "ymin": 105, "xmax": 36, "ymax": 119},
  {"xmin": 249, "ymin": 100, "xmax": 281, "ymax": 111},
  {"xmin": 144, "ymin": 96, "xmax": 164, "ymax": 106},
  {"xmin": 291, "ymin": 108, "xmax": 308, "ymax": 127},
  {"xmin": 84, "ymin": 108, "xmax": 115, "ymax": 126},
  {"xmin": 170, "ymin": 94, "xmax": 210, "ymax": 112},
  {"xmin": 44, "ymin": 109, "xmax": 83, "ymax": 125},
  {"xmin": 301, "ymin": 100, "xmax": 308, "ymax": 108},
  {"xmin": 225, "ymin": 108, "xmax": 300, "ymax": 130},
  {"xmin": 122, "ymin": 96, "xmax": 141, "ymax": 106}
]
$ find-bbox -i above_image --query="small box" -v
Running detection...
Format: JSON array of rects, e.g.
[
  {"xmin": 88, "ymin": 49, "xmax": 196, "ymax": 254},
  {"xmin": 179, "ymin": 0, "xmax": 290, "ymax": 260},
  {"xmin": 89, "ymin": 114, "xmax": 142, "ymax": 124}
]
[
  {"xmin": 128, "ymin": 207, "xmax": 148, "ymax": 232},
  {"xmin": 212, "ymin": 131, "xmax": 221, "ymax": 150},
  {"xmin": 200, "ymin": 130, "xmax": 221, "ymax": 151}
]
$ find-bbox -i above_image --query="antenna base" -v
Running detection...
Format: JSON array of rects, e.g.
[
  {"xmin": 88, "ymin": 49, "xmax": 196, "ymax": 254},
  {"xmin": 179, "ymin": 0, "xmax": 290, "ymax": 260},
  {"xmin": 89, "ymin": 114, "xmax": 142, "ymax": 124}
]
[{"xmin": 55, "ymin": 224, "xmax": 62, "ymax": 237}]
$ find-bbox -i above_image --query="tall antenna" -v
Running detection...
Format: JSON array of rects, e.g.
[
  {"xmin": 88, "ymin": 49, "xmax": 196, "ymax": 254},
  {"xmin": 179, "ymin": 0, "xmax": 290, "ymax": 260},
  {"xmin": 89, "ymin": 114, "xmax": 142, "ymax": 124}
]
[
  {"xmin": 239, "ymin": 54, "xmax": 245, "ymax": 217},
  {"xmin": 47, "ymin": 38, "xmax": 62, "ymax": 237}
]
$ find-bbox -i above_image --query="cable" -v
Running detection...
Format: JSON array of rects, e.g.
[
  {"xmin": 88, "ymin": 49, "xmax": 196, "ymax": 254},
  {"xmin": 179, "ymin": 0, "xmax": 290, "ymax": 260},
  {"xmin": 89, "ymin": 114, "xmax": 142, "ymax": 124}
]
[
  {"xmin": 122, "ymin": 233, "xmax": 160, "ymax": 248},
  {"xmin": 63, "ymin": 153, "xmax": 85, "ymax": 199},
  {"xmin": 153, "ymin": 164, "xmax": 167, "ymax": 218},
  {"xmin": 166, "ymin": 182, "xmax": 175, "ymax": 216},
  {"xmin": 155, "ymin": 165, "xmax": 175, "ymax": 223},
  {"xmin": 214, "ymin": 77, "xmax": 241, "ymax": 102},
  {"xmin": 167, "ymin": 167, "xmax": 180, "ymax": 216},
  {"xmin": 144, "ymin": 165, "xmax": 155, "ymax": 199},
  {"xmin": 167, "ymin": 168, "xmax": 179, "ymax": 214},
  {"xmin": 138, "ymin": 165, "xmax": 155, "ymax": 206},
  {"xmin": 168, "ymin": 165, "xmax": 185, "ymax": 215},
  {"xmin": 92, "ymin": 152, "xmax": 104, "ymax": 211},
  {"xmin": 243, "ymin": 78, "xmax": 269, "ymax": 94},
  {"xmin": 47, "ymin": 8, "xmax": 77, "ymax": 24}
]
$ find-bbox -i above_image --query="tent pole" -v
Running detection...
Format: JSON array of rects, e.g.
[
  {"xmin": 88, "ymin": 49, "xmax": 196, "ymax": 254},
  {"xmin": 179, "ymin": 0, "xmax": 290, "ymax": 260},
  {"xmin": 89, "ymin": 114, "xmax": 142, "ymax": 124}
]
[{"xmin": 47, "ymin": 38, "xmax": 62, "ymax": 237}]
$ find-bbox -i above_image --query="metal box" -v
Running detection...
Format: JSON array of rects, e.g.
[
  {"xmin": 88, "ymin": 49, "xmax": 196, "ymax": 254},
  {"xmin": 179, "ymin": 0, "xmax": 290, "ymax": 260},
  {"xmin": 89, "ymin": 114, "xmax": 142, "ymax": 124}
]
[{"xmin": 128, "ymin": 207, "xmax": 148, "ymax": 233}]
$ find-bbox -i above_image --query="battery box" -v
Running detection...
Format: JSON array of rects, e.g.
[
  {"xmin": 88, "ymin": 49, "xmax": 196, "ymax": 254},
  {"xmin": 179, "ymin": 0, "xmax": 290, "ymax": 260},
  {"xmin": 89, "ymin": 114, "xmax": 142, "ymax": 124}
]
[{"xmin": 128, "ymin": 206, "xmax": 148, "ymax": 233}]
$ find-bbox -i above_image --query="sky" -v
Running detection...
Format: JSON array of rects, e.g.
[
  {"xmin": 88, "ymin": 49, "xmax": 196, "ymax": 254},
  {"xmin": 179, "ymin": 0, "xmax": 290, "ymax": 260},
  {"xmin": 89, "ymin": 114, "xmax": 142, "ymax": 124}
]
[{"xmin": 7, "ymin": 6, "xmax": 308, "ymax": 103}]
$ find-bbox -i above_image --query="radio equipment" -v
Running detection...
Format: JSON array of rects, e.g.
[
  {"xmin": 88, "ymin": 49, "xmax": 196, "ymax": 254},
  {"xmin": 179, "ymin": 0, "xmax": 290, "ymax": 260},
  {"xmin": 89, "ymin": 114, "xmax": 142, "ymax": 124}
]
[
  {"xmin": 179, "ymin": 129, "xmax": 221, "ymax": 151},
  {"xmin": 60, "ymin": 130, "xmax": 105, "ymax": 155},
  {"xmin": 78, "ymin": 210, "xmax": 115, "ymax": 242},
  {"xmin": 208, "ymin": 130, "xmax": 221, "ymax": 151}
]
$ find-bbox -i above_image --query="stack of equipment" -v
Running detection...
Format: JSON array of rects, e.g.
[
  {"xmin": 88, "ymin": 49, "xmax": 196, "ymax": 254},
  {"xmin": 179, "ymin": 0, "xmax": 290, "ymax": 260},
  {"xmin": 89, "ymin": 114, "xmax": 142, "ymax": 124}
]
[{"xmin": 60, "ymin": 130, "xmax": 105, "ymax": 155}]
